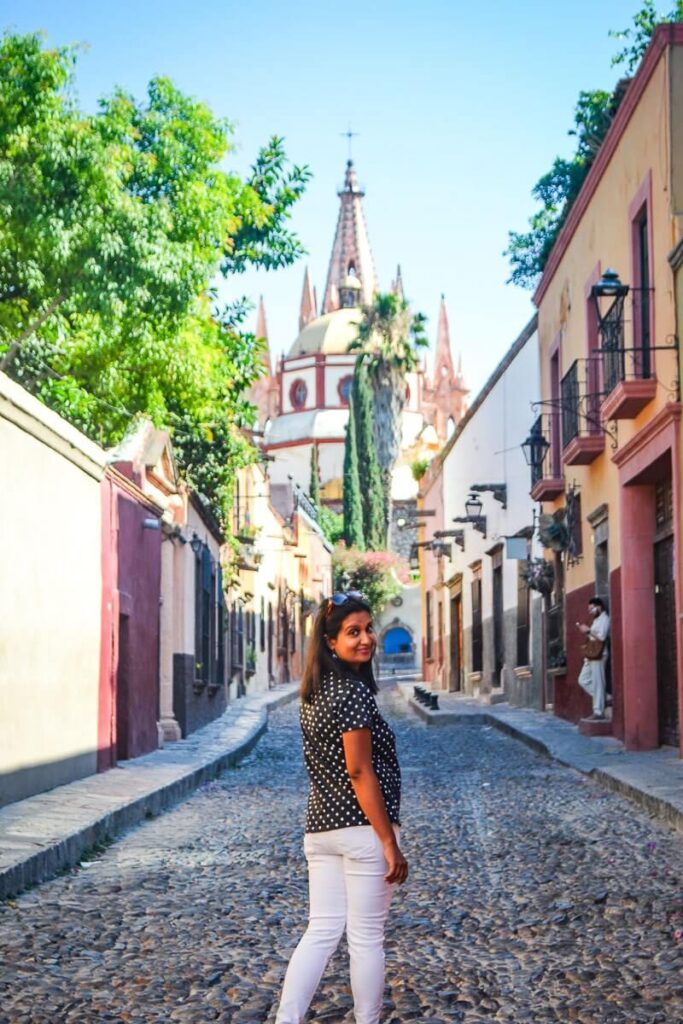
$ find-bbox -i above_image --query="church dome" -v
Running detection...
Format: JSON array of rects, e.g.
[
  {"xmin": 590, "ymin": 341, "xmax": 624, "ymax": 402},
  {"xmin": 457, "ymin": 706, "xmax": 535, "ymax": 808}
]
[{"xmin": 287, "ymin": 307, "xmax": 362, "ymax": 358}]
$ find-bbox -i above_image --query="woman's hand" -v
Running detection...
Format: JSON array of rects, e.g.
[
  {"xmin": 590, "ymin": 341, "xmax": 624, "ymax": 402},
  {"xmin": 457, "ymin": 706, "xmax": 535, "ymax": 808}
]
[{"xmin": 383, "ymin": 838, "xmax": 408, "ymax": 885}]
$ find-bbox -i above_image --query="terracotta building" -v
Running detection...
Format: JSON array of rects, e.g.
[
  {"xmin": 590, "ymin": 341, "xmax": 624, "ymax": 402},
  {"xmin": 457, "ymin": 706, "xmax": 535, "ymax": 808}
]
[{"xmin": 529, "ymin": 24, "xmax": 682, "ymax": 753}]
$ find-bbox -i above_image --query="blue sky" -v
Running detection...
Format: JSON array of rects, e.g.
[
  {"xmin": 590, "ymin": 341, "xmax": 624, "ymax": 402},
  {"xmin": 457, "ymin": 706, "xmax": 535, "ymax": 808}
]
[{"xmin": 6, "ymin": 1, "xmax": 646, "ymax": 395}]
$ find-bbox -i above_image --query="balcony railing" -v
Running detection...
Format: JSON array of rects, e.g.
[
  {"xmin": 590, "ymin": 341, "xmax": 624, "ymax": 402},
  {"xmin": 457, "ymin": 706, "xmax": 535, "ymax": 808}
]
[
  {"xmin": 559, "ymin": 358, "xmax": 605, "ymax": 465},
  {"xmin": 598, "ymin": 288, "xmax": 671, "ymax": 419},
  {"xmin": 527, "ymin": 415, "xmax": 564, "ymax": 502}
]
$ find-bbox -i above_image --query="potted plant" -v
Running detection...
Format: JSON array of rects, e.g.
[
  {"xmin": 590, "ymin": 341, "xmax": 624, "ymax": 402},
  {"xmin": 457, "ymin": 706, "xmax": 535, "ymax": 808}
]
[{"xmin": 520, "ymin": 558, "xmax": 555, "ymax": 596}]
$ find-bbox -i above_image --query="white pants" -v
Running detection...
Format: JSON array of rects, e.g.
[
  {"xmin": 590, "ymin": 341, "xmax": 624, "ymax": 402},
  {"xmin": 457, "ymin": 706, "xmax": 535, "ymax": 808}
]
[
  {"xmin": 275, "ymin": 825, "xmax": 396, "ymax": 1024},
  {"xmin": 578, "ymin": 657, "xmax": 607, "ymax": 715}
]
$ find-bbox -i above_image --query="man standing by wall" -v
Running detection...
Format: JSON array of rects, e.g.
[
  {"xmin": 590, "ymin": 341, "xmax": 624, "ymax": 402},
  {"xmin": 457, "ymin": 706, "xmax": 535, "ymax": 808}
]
[{"xmin": 576, "ymin": 597, "xmax": 611, "ymax": 720}]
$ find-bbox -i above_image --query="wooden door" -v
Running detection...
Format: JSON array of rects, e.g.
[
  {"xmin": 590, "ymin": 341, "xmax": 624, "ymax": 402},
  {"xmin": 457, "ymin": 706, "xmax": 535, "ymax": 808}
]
[
  {"xmin": 116, "ymin": 614, "xmax": 130, "ymax": 761},
  {"xmin": 655, "ymin": 533, "xmax": 678, "ymax": 746},
  {"xmin": 449, "ymin": 594, "xmax": 463, "ymax": 692},
  {"xmin": 493, "ymin": 564, "xmax": 504, "ymax": 684}
]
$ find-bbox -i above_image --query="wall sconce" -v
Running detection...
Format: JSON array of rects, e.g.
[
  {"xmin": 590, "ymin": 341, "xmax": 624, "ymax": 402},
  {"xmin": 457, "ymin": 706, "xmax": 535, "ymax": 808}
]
[
  {"xmin": 465, "ymin": 493, "xmax": 483, "ymax": 519},
  {"xmin": 434, "ymin": 529, "xmax": 465, "ymax": 551},
  {"xmin": 470, "ymin": 483, "xmax": 507, "ymax": 509},
  {"xmin": 190, "ymin": 533, "xmax": 203, "ymax": 556},
  {"xmin": 521, "ymin": 423, "xmax": 550, "ymax": 472}
]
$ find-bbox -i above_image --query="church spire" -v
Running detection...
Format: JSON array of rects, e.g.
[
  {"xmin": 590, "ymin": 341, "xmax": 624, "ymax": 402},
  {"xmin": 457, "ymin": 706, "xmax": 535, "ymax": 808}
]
[
  {"xmin": 434, "ymin": 294, "xmax": 456, "ymax": 381},
  {"xmin": 322, "ymin": 160, "xmax": 378, "ymax": 314},
  {"xmin": 299, "ymin": 266, "xmax": 317, "ymax": 331},
  {"xmin": 392, "ymin": 264, "xmax": 405, "ymax": 301},
  {"xmin": 255, "ymin": 295, "xmax": 271, "ymax": 375}
]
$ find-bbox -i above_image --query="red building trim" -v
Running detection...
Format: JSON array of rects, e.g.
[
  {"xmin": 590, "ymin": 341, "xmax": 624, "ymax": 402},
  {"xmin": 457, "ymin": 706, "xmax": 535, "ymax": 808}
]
[
  {"xmin": 534, "ymin": 25, "xmax": 683, "ymax": 306},
  {"xmin": 613, "ymin": 403, "xmax": 682, "ymax": 752},
  {"xmin": 264, "ymin": 436, "xmax": 344, "ymax": 451}
]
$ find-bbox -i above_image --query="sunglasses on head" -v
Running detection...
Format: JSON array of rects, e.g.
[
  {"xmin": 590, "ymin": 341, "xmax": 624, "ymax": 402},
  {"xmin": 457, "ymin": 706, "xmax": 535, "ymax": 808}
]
[{"xmin": 326, "ymin": 591, "xmax": 365, "ymax": 615}]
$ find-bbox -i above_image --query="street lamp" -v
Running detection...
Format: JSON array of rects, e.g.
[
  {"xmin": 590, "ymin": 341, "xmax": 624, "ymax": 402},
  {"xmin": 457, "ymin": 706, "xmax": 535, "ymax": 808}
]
[
  {"xmin": 190, "ymin": 533, "xmax": 203, "ymax": 556},
  {"xmin": 465, "ymin": 493, "xmax": 483, "ymax": 519},
  {"xmin": 590, "ymin": 268, "xmax": 629, "ymax": 331},
  {"xmin": 521, "ymin": 424, "xmax": 550, "ymax": 473}
]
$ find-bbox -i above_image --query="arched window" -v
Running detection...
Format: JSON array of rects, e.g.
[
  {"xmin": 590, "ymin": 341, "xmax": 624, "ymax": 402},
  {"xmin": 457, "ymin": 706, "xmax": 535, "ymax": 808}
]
[
  {"xmin": 338, "ymin": 375, "xmax": 354, "ymax": 405},
  {"xmin": 290, "ymin": 378, "xmax": 308, "ymax": 410}
]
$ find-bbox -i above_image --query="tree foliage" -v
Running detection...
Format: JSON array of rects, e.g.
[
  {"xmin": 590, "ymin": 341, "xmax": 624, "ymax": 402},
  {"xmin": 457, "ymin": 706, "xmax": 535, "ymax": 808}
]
[
  {"xmin": 351, "ymin": 362, "xmax": 386, "ymax": 550},
  {"xmin": 349, "ymin": 293, "xmax": 428, "ymax": 527},
  {"xmin": 610, "ymin": 1, "xmax": 683, "ymax": 73},
  {"xmin": 0, "ymin": 31, "xmax": 310, "ymax": 525},
  {"xmin": 309, "ymin": 443, "xmax": 321, "ymax": 508},
  {"xmin": 342, "ymin": 395, "xmax": 365, "ymax": 549},
  {"xmin": 332, "ymin": 546, "xmax": 409, "ymax": 615},
  {"xmin": 505, "ymin": 90, "xmax": 619, "ymax": 290},
  {"xmin": 507, "ymin": 3, "xmax": 683, "ymax": 290}
]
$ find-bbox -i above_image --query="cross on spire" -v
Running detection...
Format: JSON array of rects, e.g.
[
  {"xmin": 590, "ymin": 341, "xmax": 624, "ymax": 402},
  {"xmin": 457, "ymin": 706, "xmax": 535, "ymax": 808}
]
[{"xmin": 340, "ymin": 123, "xmax": 359, "ymax": 161}]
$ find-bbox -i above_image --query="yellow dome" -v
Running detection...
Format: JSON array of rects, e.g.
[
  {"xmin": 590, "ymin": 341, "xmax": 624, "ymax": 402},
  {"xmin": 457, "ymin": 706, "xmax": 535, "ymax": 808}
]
[{"xmin": 288, "ymin": 307, "xmax": 361, "ymax": 358}]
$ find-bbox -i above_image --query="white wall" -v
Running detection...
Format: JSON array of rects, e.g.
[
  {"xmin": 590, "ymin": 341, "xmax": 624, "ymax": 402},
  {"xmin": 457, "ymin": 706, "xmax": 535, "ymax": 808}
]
[
  {"xmin": 435, "ymin": 325, "xmax": 542, "ymax": 695},
  {"xmin": 0, "ymin": 373, "xmax": 106, "ymax": 804}
]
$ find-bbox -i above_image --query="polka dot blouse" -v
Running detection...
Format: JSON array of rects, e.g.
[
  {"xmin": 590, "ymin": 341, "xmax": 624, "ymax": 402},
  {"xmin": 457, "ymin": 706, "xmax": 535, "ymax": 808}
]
[{"xmin": 300, "ymin": 671, "xmax": 401, "ymax": 834}]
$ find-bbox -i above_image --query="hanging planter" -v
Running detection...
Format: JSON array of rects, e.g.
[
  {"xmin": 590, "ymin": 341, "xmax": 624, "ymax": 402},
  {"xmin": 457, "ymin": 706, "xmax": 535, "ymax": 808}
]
[
  {"xmin": 538, "ymin": 510, "xmax": 570, "ymax": 553},
  {"xmin": 520, "ymin": 558, "xmax": 555, "ymax": 595}
]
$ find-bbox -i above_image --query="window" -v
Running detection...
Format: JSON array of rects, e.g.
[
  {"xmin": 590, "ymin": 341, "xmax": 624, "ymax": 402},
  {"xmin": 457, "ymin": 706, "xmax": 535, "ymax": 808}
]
[
  {"xmin": 260, "ymin": 596, "xmax": 266, "ymax": 652},
  {"xmin": 550, "ymin": 349, "xmax": 561, "ymax": 475},
  {"xmin": 426, "ymin": 591, "xmax": 433, "ymax": 660},
  {"xmin": 471, "ymin": 564, "xmax": 483, "ymax": 673},
  {"xmin": 567, "ymin": 490, "xmax": 583, "ymax": 562},
  {"xmin": 634, "ymin": 208, "xmax": 651, "ymax": 377},
  {"xmin": 516, "ymin": 564, "xmax": 530, "ymax": 668},
  {"xmin": 290, "ymin": 378, "xmax": 308, "ymax": 410},
  {"xmin": 338, "ymin": 375, "xmax": 354, "ymax": 405},
  {"xmin": 195, "ymin": 544, "xmax": 218, "ymax": 687}
]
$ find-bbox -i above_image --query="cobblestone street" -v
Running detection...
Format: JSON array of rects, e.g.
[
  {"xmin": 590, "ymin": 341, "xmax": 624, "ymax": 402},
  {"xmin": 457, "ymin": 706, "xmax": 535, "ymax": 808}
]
[{"xmin": 1, "ymin": 688, "xmax": 682, "ymax": 1024}]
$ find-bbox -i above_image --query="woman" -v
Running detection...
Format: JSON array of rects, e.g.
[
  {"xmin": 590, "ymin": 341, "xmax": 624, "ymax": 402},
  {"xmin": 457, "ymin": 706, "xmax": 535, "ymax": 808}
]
[{"xmin": 275, "ymin": 592, "xmax": 408, "ymax": 1024}]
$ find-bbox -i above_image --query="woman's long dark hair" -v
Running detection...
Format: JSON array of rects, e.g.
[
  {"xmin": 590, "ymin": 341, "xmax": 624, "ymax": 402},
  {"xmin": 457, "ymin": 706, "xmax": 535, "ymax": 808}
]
[{"xmin": 300, "ymin": 595, "xmax": 378, "ymax": 702}]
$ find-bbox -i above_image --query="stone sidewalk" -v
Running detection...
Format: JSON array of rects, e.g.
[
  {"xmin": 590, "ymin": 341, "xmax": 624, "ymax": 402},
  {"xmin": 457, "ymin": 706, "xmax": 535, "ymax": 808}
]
[
  {"xmin": 0, "ymin": 683, "xmax": 299, "ymax": 899},
  {"xmin": 398, "ymin": 683, "xmax": 683, "ymax": 834}
]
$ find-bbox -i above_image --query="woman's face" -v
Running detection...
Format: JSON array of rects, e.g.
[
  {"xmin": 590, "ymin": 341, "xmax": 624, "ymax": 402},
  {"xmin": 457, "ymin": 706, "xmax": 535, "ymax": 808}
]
[{"xmin": 328, "ymin": 610, "xmax": 375, "ymax": 670}]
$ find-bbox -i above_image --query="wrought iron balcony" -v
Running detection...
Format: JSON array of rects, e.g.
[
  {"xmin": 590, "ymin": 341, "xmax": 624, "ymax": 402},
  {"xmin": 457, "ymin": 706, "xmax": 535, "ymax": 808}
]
[
  {"xmin": 598, "ymin": 288, "xmax": 664, "ymax": 419},
  {"xmin": 525, "ymin": 415, "xmax": 564, "ymax": 502},
  {"xmin": 560, "ymin": 359, "xmax": 605, "ymax": 465}
]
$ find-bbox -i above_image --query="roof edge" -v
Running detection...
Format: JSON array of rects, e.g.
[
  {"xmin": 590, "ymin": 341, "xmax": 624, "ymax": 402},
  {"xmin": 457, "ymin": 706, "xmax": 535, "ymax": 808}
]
[{"xmin": 534, "ymin": 23, "xmax": 683, "ymax": 307}]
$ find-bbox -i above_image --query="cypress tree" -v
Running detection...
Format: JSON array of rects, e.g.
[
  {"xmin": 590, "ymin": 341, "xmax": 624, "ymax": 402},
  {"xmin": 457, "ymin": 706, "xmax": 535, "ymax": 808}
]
[
  {"xmin": 343, "ymin": 399, "xmax": 365, "ymax": 549},
  {"xmin": 353, "ymin": 363, "xmax": 386, "ymax": 549},
  {"xmin": 309, "ymin": 443, "xmax": 321, "ymax": 508}
]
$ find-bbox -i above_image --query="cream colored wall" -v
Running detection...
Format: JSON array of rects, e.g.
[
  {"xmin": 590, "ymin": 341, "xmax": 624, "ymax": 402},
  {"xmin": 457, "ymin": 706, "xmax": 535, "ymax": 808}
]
[
  {"xmin": 0, "ymin": 374, "xmax": 106, "ymax": 799},
  {"xmin": 537, "ymin": 51, "xmax": 678, "ymax": 589}
]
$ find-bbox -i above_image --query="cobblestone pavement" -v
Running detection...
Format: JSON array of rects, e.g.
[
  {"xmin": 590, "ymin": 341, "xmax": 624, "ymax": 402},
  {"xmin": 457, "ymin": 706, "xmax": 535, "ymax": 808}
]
[{"xmin": 1, "ymin": 688, "xmax": 682, "ymax": 1024}]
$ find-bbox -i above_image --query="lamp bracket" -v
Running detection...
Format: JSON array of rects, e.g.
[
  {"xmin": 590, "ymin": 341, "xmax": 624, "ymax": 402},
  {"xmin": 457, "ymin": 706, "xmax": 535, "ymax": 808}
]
[{"xmin": 470, "ymin": 483, "xmax": 507, "ymax": 509}]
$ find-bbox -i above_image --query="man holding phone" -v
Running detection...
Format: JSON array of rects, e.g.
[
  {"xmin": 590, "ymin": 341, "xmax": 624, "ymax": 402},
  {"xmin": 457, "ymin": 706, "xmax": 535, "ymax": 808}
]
[{"xmin": 576, "ymin": 596, "xmax": 610, "ymax": 719}]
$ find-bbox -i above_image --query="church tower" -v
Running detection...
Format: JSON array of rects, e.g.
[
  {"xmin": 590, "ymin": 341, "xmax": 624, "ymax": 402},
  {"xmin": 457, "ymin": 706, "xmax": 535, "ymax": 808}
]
[
  {"xmin": 260, "ymin": 161, "xmax": 467, "ymax": 499},
  {"xmin": 322, "ymin": 161, "xmax": 378, "ymax": 313},
  {"xmin": 423, "ymin": 295, "xmax": 469, "ymax": 440}
]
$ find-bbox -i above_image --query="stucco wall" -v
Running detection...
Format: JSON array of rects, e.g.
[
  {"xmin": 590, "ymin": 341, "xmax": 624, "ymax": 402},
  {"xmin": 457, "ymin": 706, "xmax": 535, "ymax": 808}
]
[{"xmin": 0, "ymin": 374, "xmax": 106, "ymax": 806}]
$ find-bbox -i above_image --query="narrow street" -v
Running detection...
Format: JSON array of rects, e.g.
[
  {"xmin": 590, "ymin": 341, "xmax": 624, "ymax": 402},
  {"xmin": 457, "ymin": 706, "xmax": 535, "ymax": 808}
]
[{"xmin": 1, "ymin": 690, "xmax": 682, "ymax": 1024}]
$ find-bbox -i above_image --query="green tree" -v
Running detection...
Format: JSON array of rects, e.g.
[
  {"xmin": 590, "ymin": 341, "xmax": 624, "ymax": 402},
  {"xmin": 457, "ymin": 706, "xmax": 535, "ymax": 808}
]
[
  {"xmin": 505, "ymin": 89, "xmax": 619, "ymax": 289},
  {"xmin": 349, "ymin": 292, "xmax": 428, "ymax": 530},
  {"xmin": 611, "ymin": 1, "xmax": 683, "ymax": 73},
  {"xmin": 352, "ymin": 361, "xmax": 386, "ymax": 549},
  {"xmin": 317, "ymin": 506, "xmax": 344, "ymax": 546},
  {"xmin": 0, "ymin": 31, "xmax": 309, "ymax": 526},
  {"xmin": 343, "ymin": 394, "xmax": 365, "ymax": 549},
  {"xmin": 333, "ymin": 546, "xmax": 409, "ymax": 614},
  {"xmin": 309, "ymin": 443, "xmax": 321, "ymax": 507}
]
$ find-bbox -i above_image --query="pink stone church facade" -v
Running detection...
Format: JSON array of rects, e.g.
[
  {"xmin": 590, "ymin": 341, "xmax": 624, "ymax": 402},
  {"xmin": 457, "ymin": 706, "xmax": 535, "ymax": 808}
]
[{"xmin": 251, "ymin": 160, "xmax": 469, "ymax": 508}]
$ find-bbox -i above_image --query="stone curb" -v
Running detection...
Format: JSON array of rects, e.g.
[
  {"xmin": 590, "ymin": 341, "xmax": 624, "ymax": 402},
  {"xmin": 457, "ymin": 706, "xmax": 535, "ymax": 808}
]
[
  {"xmin": 0, "ymin": 685, "xmax": 299, "ymax": 899},
  {"xmin": 398, "ymin": 686, "xmax": 683, "ymax": 834}
]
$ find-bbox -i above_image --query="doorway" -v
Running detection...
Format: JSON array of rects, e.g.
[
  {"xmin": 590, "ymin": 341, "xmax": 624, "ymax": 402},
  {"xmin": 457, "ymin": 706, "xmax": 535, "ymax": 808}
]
[
  {"xmin": 116, "ymin": 614, "xmax": 130, "ymax": 761},
  {"xmin": 491, "ymin": 548, "xmax": 504, "ymax": 686},
  {"xmin": 654, "ymin": 479, "xmax": 678, "ymax": 746},
  {"xmin": 449, "ymin": 591, "xmax": 463, "ymax": 692}
]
